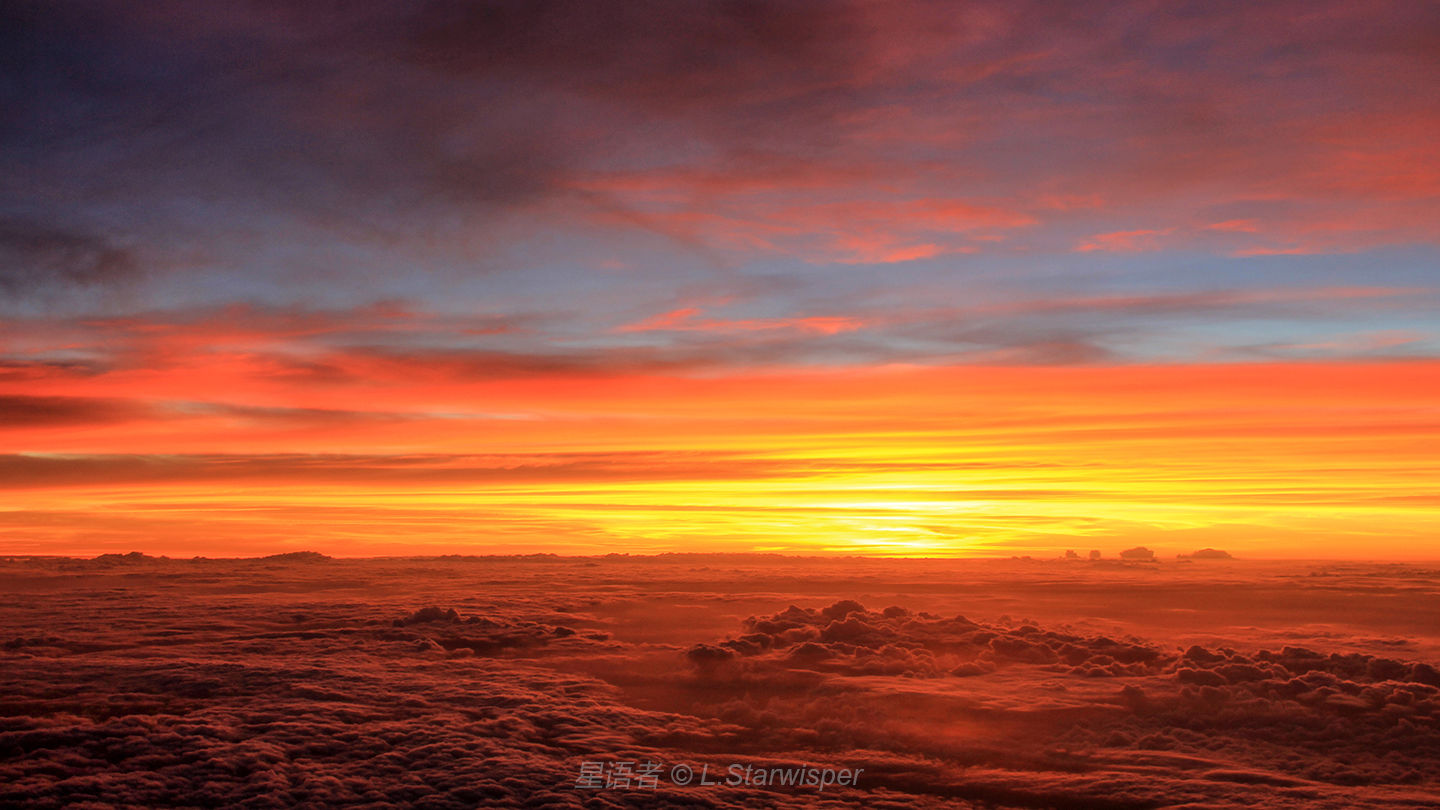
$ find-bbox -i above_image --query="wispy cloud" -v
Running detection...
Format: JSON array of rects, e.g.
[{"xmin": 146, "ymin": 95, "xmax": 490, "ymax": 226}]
[{"xmin": 616, "ymin": 307, "xmax": 866, "ymax": 336}]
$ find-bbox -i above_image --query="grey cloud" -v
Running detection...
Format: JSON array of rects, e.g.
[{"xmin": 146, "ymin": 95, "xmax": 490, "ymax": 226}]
[{"xmin": 0, "ymin": 217, "xmax": 141, "ymax": 298}]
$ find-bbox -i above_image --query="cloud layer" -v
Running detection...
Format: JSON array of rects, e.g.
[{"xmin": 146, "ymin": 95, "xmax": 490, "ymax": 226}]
[{"xmin": 2, "ymin": 555, "xmax": 1438, "ymax": 807}]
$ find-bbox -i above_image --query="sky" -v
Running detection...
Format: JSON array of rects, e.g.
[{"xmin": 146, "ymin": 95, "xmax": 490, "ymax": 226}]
[{"xmin": 1, "ymin": 0, "xmax": 1437, "ymax": 558}]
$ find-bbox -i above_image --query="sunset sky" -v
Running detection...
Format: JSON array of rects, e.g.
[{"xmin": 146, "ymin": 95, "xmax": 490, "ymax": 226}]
[{"xmin": 3, "ymin": 0, "xmax": 1437, "ymax": 558}]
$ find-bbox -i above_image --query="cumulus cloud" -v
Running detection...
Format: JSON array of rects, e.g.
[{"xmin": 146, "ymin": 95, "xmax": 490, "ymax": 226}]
[
  {"xmin": 1181, "ymin": 548, "xmax": 1234, "ymax": 560},
  {"xmin": 691, "ymin": 600, "xmax": 1169, "ymax": 680}
]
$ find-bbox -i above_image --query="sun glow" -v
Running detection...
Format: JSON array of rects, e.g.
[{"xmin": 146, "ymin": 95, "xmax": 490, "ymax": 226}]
[{"xmin": 4, "ymin": 358, "xmax": 1436, "ymax": 558}]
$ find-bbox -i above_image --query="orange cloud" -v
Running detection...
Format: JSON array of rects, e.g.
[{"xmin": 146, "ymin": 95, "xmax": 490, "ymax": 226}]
[
  {"xmin": 4, "ymin": 337, "xmax": 1437, "ymax": 558},
  {"xmin": 616, "ymin": 307, "xmax": 867, "ymax": 335}
]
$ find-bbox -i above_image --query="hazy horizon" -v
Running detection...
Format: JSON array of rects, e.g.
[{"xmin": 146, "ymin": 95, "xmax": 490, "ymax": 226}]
[{"xmin": 13, "ymin": 549, "xmax": 1440, "ymax": 563}]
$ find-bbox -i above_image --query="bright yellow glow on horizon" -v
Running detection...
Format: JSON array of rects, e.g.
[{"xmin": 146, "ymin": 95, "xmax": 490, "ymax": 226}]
[{"xmin": 2, "ymin": 361, "xmax": 1437, "ymax": 559}]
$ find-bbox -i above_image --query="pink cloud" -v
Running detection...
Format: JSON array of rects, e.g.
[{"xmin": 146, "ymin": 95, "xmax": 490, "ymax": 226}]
[
  {"xmin": 1074, "ymin": 228, "xmax": 1175, "ymax": 253},
  {"xmin": 1205, "ymin": 219, "xmax": 1261, "ymax": 233}
]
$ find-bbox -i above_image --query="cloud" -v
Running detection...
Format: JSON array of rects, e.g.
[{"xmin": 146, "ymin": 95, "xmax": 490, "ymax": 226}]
[
  {"xmin": 585, "ymin": 192, "xmax": 1036, "ymax": 263},
  {"xmin": 5, "ymin": 0, "xmax": 1435, "ymax": 316},
  {"xmin": 0, "ymin": 451, "xmax": 800, "ymax": 491},
  {"xmin": 2, "ymin": 556, "xmax": 1440, "ymax": 807},
  {"xmin": 1074, "ymin": 229, "xmax": 1175, "ymax": 253},
  {"xmin": 0, "ymin": 217, "xmax": 141, "ymax": 300},
  {"xmin": 0, "ymin": 396, "xmax": 150, "ymax": 428},
  {"xmin": 691, "ymin": 600, "xmax": 1170, "ymax": 680},
  {"xmin": 615, "ymin": 306, "xmax": 867, "ymax": 336},
  {"xmin": 2, "ymin": 350, "xmax": 1437, "ymax": 555}
]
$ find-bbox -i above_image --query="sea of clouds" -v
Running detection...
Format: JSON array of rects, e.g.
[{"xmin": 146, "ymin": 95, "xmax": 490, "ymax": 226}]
[{"xmin": 2, "ymin": 553, "xmax": 1438, "ymax": 808}]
